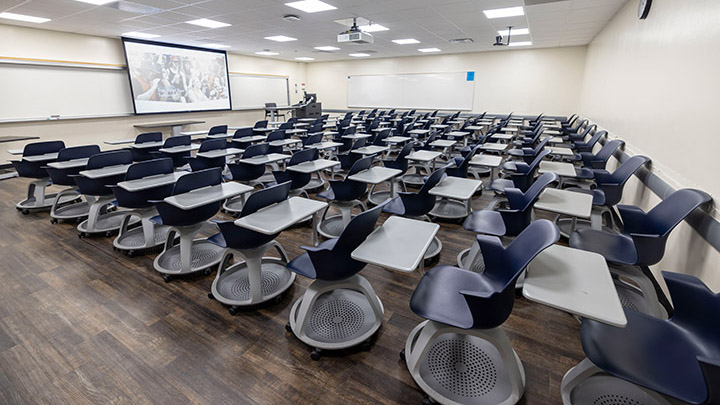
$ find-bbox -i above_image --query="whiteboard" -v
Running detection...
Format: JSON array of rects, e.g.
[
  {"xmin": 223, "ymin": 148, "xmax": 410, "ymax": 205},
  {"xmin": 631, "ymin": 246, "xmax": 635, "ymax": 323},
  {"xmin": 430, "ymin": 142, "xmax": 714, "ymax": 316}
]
[
  {"xmin": 347, "ymin": 72, "xmax": 475, "ymax": 111},
  {"xmin": 0, "ymin": 63, "xmax": 133, "ymax": 121},
  {"xmin": 230, "ymin": 74, "xmax": 289, "ymax": 109}
]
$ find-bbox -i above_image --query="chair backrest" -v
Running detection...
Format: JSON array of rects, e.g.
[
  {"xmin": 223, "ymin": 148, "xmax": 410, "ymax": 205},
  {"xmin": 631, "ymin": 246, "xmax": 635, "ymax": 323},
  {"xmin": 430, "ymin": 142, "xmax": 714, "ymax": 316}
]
[
  {"xmin": 86, "ymin": 150, "xmax": 133, "ymax": 170},
  {"xmin": 57, "ymin": 145, "xmax": 101, "ymax": 161},
  {"xmin": 516, "ymin": 148, "xmax": 551, "ymax": 174},
  {"xmin": 163, "ymin": 135, "xmax": 190, "ymax": 148},
  {"xmin": 172, "ymin": 167, "xmax": 221, "ymax": 195},
  {"xmin": 419, "ymin": 166, "xmax": 447, "ymax": 195},
  {"xmin": 199, "ymin": 138, "xmax": 226, "ymax": 152},
  {"xmin": 582, "ymin": 130, "xmax": 607, "ymax": 148},
  {"xmin": 233, "ymin": 127, "xmax": 253, "ymax": 139},
  {"xmin": 240, "ymin": 181, "xmax": 291, "ymax": 217},
  {"xmin": 125, "ymin": 157, "xmax": 174, "ymax": 181},
  {"xmin": 241, "ymin": 142, "xmax": 269, "ymax": 158},
  {"xmin": 254, "ymin": 120, "xmax": 268, "ymax": 129},
  {"xmin": 302, "ymin": 133, "xmax": 324, "ymax": 146},
  {"xmin": 591, "ymin": 139, "xmax": 624, "ymax": 166},
  {"xmin": 351, "ymin": 138, "xmax": 367, "ymax": 150},
  {"xmin": 506, "ymin": 172, "xmax": 559, "ymax": 212},
  {"xmin": 23, "ymin": 140, "xmax": 65, "ymax": 156},
  {"xmin": 373, "ymin": 129, "xmax": 390, "ymax": 145},
  {"xmin": 267, "ymin": 129, "xmax": 285, "ymax": 143},
  {"xmin": 289, "ymin": 148, "xmax": 318, "ymax": 166},
  {"xmin": 265, "ymin": 102, "xmax": 277, "ymax": 110},
  {"xmin": 208, "ymin": 125, "xmax": 228, "ymax": 136},
  {"xmin": 395, "ymin": 142, "xmax": 414, "ymax": 162},
  {"xmin": 644, "ymin": 189, "xmax": 712, "ymax": 237},
  {"xmin": 348, "ymin": 155, "xmax": 373, "ymax": 176},
  {"xmin": 279, "ymin": 121, "xmax": 293, "ymax": 130},
  {"xmin": 135, "ymin": 132, "xmax": 162, "ymax": 144}
]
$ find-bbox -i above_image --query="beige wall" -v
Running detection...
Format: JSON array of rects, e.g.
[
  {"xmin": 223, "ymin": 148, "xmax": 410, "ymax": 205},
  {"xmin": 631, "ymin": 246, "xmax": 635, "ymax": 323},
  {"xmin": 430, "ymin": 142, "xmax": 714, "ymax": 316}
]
[
  {"xmin": 578, "ymin": 0, "xmax": 720, "ymax": 292},
  {"xmin": 305, "ymin": 46, "xmax": 587, "ymax": 116},
  {"xmin": 0, "ymin": 24, "xmax": 307, "ymax": 160}
]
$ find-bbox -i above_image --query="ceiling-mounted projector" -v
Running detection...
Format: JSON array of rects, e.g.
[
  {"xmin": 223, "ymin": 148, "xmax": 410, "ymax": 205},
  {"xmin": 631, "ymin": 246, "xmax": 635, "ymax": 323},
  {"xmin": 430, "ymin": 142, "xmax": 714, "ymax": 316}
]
[{"xmin": 338, "ymin": 18, "xmax": 374, "ymax": 44}]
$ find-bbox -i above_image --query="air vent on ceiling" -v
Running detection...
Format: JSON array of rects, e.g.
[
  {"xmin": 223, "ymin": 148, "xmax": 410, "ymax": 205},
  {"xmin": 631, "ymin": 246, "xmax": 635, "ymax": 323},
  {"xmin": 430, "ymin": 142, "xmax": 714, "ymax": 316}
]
[
  {"xmin": 449, "ymin": 38, "xmax": 474, "ymax": 44},
  {"xmin": 109, "ymin": 1, "xmax": 163, "ymax": 15},
  {"xmin": 283, "ymin": 14, "xmax": 300, "ymax": 22}
]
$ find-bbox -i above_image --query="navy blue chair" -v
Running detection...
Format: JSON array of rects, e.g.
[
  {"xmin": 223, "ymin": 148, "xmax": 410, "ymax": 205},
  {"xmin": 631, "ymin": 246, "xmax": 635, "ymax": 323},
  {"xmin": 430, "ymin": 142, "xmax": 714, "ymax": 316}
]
[
  {"xmin": 208, "ymin": 125, "xmax": 227, "ymax": 136},
  {"xmin": 223, "ymin": 143, "xmax": 271, "ymax": 215},
  {"xmin": 458, "ymin": 172, "xmax": 558, "ymax": 270},
  {"xmin": 317, "ymin": 155, "xmax": 373, "ymax": 238},
  {"xmin": 489, "ymin": 149, "xmax": 551, "ymax": 198},
  {"xmin": 109, "ymin": 157, "xmax": 177, "ymax": 255},
  {"xmin": 45, "ymin": 145, "xmax": 101, "ymax": 223},
  {"xmin": 570, "ymin": 188, "xmax": 712, "ymax": 317},
  {"xmin": 271, "ymin": 148, "xmax": 319, "ymax": 197},
  {"xmin": 130, "ymin": 132, "xmax": 163, "ymax": 162},
  {"xmin": 366, "ymin": 142, "xmax": 414, "ymax": 205},
  {"xmin": 577, "ymin": 139, "xmax": 624, "ymax": 172},
  {"xmin": 562, "ymin": 272, "xmax": 720, "ymax": 405},
  {"xmin": 229, "ymin": 127, "xmax": 254, "ymax": 149},
  {"xmin": 156, "ymin": 135, "xmax": 192, "ymax": 168},
  {"xmin": 266, "ymin": 129, "xmax": 287, "ymax": 154},
  {"xmin": 252, "ymin": 120, "xmax": 268, "ymax": 136},
  {"xmin": 567, "ymin": 123, "xmax": 596, "ymax": 144},
  {"xmin": 302, "ymin": 132, "xmax": 324, "ymax": 147},
  {"xmin": 11, "ymin": 140, "xmax": 66, "ymax": 213},
  {"xmin": 333, "ymin": 138, "xmax": 367, "ymax": 178},
  {"xmin": 507, "ymin": 136, "xmax": 550, "ymax": 164},
  {"xmin": 402, "ymin": 220, "xmax": 560, "ymax": 405},
  {"xmin": 188, "ymin": 139, "xmax": 227, "ymax": 172},
  {"xmin": 151, "ymin": 167, "xmax": 228, "ymax": 281},
  {"xmin": 446, "ymin": 145, "xmax": 480, "ymax": 178},
  {"xmin": 209, "ymin": 182, "xmax": 293, "ymax": 312},
  {"xmin": 72, "ymin": 150, "xmax": 134, "ymax": 237},
  {"xmin": 572, "ymin": 130, "xmax": 606, "ymax": 153},
  {"xmin": 286, "ymin": 203, "xmax": 386, "ymax": 360}
]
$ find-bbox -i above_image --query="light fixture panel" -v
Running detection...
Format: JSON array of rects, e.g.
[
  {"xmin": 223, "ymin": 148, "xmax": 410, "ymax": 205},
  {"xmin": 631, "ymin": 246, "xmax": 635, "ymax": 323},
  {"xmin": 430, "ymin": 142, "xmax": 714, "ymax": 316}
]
[
  {"xmin": 186, "ymin": 18, "xmax": 231, "ymax": 28},
  {"xmin": 285, "ymin": 0, "xmax": 336, "ymax": 13},
  {"xmin": 483, "ymin": 7, "xmax": 524, "ymax": 19}
]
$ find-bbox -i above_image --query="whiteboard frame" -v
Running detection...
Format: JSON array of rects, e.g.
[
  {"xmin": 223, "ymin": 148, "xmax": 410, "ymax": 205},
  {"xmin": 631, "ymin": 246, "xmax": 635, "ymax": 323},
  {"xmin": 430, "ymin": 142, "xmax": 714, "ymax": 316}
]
[
  {"xmin": 347, "ymin": 71, "xmax": 475, "ymax": 111},
  {"xmin": 229, "ymin": 72, "xmax": 290, "ymax": 109}
]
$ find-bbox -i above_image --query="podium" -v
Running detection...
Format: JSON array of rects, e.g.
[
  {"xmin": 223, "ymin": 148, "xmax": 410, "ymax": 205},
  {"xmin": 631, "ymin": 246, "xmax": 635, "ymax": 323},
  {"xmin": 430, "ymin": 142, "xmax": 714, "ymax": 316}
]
[{"xmin": 294, "ymin": 102, "xmax": 322, "ymax": 119}]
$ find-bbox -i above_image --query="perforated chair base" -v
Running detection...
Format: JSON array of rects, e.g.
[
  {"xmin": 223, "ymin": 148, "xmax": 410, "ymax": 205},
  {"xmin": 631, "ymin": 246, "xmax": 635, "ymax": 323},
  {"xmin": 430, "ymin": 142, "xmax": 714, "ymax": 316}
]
[
  {"xmin": 405, "ymin": 320, "xmax": 525, "ymax": 405},
  {"xmin": 304, "ymin": 178, "xmax": 324, "ymax": 191},
  {"xmin": 222, "ymin": 195, "xmax": 245, "ymax": 214},
  {"xmin": 424, "ymin": 236, "xmax": 443, "ymax": 260},
  {"xmin": 317, "ymin": 215, "xmax": 349, "ymax": 239},
  {"xmin": 154, "ymin": 240, "xmax": 224, "ymax": 275},
  {"xmin": 561, "ymin": 358, "xmax": 672, "ymax": 405},
  {"xmin": 430, "ymin": 199, "xmax": 472, "ymax": 220},
  {"xmin": 457, "ymin": 244, "xmax": 486, "ymax": 274},
  {"xmin": 51, "ymin": 201, "xmax": 90, "ymax": 221},
  {"xmin": 402, "ymin": 173, "xmax": 426, "ymax": 187},
  {"xmin": 213, "ymin": 258, "xmax": 294, "ymax": 307},
  {"xmin": 114, "ymin": 224, "xmax": 171, "ymax": 252},
  {"xmin": 556, "ymin": 217, "xmax": 614, "ymax": 239},
  {"xmin": 77, "ymin": 211, "xmax": 137, "ymax": 235}
]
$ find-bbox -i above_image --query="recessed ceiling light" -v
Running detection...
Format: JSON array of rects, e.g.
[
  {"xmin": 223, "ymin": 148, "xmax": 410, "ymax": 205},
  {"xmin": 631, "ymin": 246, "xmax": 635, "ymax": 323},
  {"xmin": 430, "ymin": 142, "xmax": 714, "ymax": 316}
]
[
  {"xmin": 255, "ymin": 51, "xmax": 280, "ymax": 56},
  {"xmin": 392, "ymin": 38, "xmax": 420, "ymax": 45},
  {"xmin": 498, "ymin": 28, "xmax": 529, "ymax": 36},
  {"xmin": 203, "ymin": 43, "xmax": 230, "ymax": 49},
  {"xmin": 483, "ymin": 6, "xmax": 524, "ymax": 19},
  {"xmin": 0, "ymin": 12, "xmax": 50, "ymax": 23},
  {"xmin": 314, "ymin": 46, "xmax": 340, "ymax": 51},
  {"xmin": 186, "ymin": 18, "xmax": 231, "ymax": 29},
  {"xmin": 418, "ymin": 48, "xmax": 441, "ymax": 53},
  {"xmin": 285, "ymin": 0, "xmax": 336, "ymax": 13},
  {"xmin": 265, "ymin": 35, "xmax": 297, "ymax": 42},
  {"xmin": 122, "ymin": 31, "xmax": 161, "ymax": 39},
  {"xmin": 72, "ymin": 0, "xmax": 116, "ymax": 4},
  {"xmin": 349, "ymin": 53, "xmax": 370, "ymax": 57},
  {"xmin": 359, "ymin": 24, "xmax": 388, "ymax": 33},
  {"xmin": 295, "ymin": 57, "xmax": 315, "ymax": 61},
  {"xmin": 509, "ymin": 41, "xmax": 532, "ymax": 47}
]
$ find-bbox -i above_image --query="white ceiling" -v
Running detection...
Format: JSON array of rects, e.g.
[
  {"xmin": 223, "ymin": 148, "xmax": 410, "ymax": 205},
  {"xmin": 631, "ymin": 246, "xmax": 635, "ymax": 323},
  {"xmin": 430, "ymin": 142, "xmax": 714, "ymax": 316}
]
[{"xmin": 0, "ymin": 0, "xmax": 629, "ymax": 61}]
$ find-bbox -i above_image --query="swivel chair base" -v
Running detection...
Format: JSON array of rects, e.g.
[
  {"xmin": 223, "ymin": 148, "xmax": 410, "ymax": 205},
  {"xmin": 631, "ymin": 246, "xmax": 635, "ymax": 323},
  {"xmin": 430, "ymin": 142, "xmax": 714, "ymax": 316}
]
[
  {"xmin": 50, "ymin": 188, "xmax": 89, "ymax": 223},
  {"xmin": 17, "ymin": 179, "xmax": 78, "ymax": 213},
  {"xmin": 77, "ymin": 196, "xmax": 138, "ymax": 237},
  {"xmin": 555, "ymin": 206, "xmax": 616, "ymax": 238},
  {"xmin": 367, "ymin": 182, "xmax": 406, "ymax": 206},
  {"xmin": 403, "ymin": 165, "xmax": 431, "ymax": 187},
  {"xmin": 222, "ymin": 193, "xmax": 250, "ymax": 216},
  {"xmin": 457, "ymin": 241, "xmax": 485, "ymax": 274},
  {"xmin": 404, "ymin": 320, "xmax": 525, "ymax": 405},
  {"xmin": 317, "ymin": 200, "xmax": 366, "ymax": 239},
  {"xmin": 113, "ymin": 208, "xmax": 172, "ymax": 256},
  {"xmin": 211, "ymin": 241, "xmax": 293, "ymax": 314},
  {"xmin": 430, "ymin": 198, "xmax": 475, "ymax": 220},
  {"xmin": 287, "ymin": 274, "xmax": 384, "ymax": 359},
  {"xmin": 609, "ymin": 264, "xmax": 667, "ymax": 319},
  {"xmin": 561, "ymin": 358, "xmax": 672, "ymax": 405},
  {"xmin": 153, "ymin": 222, "xmax": 223, "ymax": 282}
]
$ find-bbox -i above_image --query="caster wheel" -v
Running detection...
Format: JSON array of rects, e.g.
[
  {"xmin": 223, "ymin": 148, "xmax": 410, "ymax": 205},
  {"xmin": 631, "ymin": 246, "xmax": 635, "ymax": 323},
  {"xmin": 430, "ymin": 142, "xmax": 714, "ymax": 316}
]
[
  {"xmin": 76, "ymin": 218, "xmax": 83, "ymax": 224},
  {"xmin": 399, "ymin": 349, "xmax": 406, "ymax": 361},
  {"xmin": 274, "ymin": 295, "xmax": 283, "ymax": 304},
  {"xmin": 231, "ymin": 213, "xmax": 240, "ymax": 219},
  {"xmin": 78, "ymin": 233, "xmax": 85, "ymax": 239},
  {"xmin": 228, "ymin": 306, "xmax": 240, "ymax": 316},
  {"xmin": 50, "ymin": 218, "xmax": 58, "ymax": 224},
  {"xmin": 203, "ymin": 268, "xmax": 213, "ymax": 276},
  {"xmin": 105, "ymin": 231, "xmax": 113, "ymax": 237},
  {"xmin": 310, "ymin": 350, "xmax": 321, "ymax": 361},
  {"xmin": 208, "ymin": 292, "xmax": 215, "ymax": 299},
  {"xmin": 285, "ymin": 323, "xmax": 292, "ymax": 333},
  {"xmin": 360, "ymin": 340, "xmax": 372, "ymax": 351},
  {"xmin": 162, "ymin": 274, "xmax": 173, "ymax": 283},
  {"xmin": 127, "ymin": 250, "xmax": 135, "ymax": 258},
  {"xmin": 22, "ymin": 209, "xmax": 29, "ymax": 215},
  {"xmin": 422, "ymin": 395, "xmax": 435, "ymax": 405}
]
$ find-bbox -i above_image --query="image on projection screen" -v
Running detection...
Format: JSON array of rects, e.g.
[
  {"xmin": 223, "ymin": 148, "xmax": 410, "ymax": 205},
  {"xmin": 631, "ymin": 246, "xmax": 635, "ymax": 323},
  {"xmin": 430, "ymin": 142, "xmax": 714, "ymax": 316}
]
[{"xmin": 122, "ymin": 38, "xmax": 231, "ymax": 114}]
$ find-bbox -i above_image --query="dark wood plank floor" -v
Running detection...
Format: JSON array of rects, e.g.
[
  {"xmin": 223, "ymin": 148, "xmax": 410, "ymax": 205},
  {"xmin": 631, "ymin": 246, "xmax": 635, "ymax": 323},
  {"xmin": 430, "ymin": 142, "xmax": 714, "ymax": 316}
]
[{"xmin": 0, "ymin": 175, "xmax": 584, "ymax": 404}]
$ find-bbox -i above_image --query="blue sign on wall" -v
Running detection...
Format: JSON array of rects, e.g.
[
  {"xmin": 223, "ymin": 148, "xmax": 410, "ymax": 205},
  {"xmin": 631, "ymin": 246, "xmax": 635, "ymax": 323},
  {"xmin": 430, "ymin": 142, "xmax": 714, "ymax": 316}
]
[{"xmin": 466, "ymin": 71, "xmax": 475, "ymax": 81}]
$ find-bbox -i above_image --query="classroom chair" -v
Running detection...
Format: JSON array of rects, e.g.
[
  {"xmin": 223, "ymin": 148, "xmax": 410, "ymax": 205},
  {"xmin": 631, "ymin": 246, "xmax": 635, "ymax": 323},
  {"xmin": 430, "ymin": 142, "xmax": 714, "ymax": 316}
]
[
  {"xmin": 271, "ymin": 148, "xmax": 318, "ymax": 198},
  {"xmin": 264, "ymin": 102, "xmax": 285, "ymax": 121},
  {"xmin": 45, "ymin": 145, "xmax": 101, "ymax": 224},
  {"xmin": 286, "ymin": 203, "xmax": 386, "ymax": 360},
  {"xmin": 457, "ymin": 172, "xmax": 558, "ymax": 271},
  {"xmin": 562, "ymin": 272, "xmax": 720, "ymax": 405},
  {"xmin": 316, "ymin": 155, "xmax": 373, "ymax": 239},
  {"xmin": 575, "ymin": 139, "xmax": 624, "ymax": 171},
  {"xmin": 209, "ymin": 182, "xmax": 293, "ymax": 313},
  {"xmin": 156, "ymin": 135, "xmax": 192, "ymax": 168},
  {"xmin": 445, "ymin": 145, "xmax": 481, "ymax": 178},
  {"xmin": 151, "ymin": 167, "xmax": 228, "ymax": 282},
  {"xmin": 507, "ymin": 136, "xmax": 550, "ymax": 164},
  {"xmin": 569, "ymin": 188, "xmax": 712, "ymax": 318},
  {"xmin": 402, "ymin": 220, "xmax": 559, "ymax": 405},
  {"xmin": 570, "ymin": 129, "xmax": 606, "ymax": 154},
  {"xmin": 367, "ymin": 142, "xmax": 414, "ymax": 205},
  {"xmin": 229, "ymin": 127, "xmax": 254, "ymax": 150},
  {"xmin": 253, "ymin": 120, "xmax": 269, "ymax": 135},
  {"xmin": 130, "ymin": 132, "xmax": 163, "ymax": 162},
  {"xmin": 266, "ymin": 129, "xmax": 287, "ymax": 154},
  {"xmin": 188, "ymin": 139, "xmax": 228, "ymax": 172},
  {"xmin": 72, "ymin": 150, "xmax": 136, "ymax": 237},
  {"xmin": 332, "ymin": 138, "xmax": 367, "ymax": 179},
  {"xmin": 490, "ymin": 149, "xmax": 551, "ymax": 196},
  {"xmin": 109, "ymin": 158, "xmax": 178, "ymax": 256},
  {"xmin": 11, "ymin": 140, "xmax": 69, "ymax": 214},
  {"xmin": 223, "ymin": 143, "xmax": 271, "ymax": 215},
  {"xmin": 383, "ymin": 167, "xmax": 447, "ymax": 262},
  {"xmin": 208, "ymin": 125, "xmax": 228, "ymax": 136}
]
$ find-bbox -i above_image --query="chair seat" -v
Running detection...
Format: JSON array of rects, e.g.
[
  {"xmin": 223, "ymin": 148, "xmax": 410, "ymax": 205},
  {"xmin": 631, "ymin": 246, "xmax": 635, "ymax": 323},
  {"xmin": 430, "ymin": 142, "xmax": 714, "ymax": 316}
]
[
  {"xmin": 286, "ymin": 238, "xmax": 339, "ymax": 279},
  {"xmin": 207, "ymin": 232, "xmax": 226, "ymax": 248},
  {"xmin": 575, "ymin": 167, "xmax": 594, "ymax": 179},
  {"xmin": 462, "ymin": 210, "xmax": 506, "ymax": 236},
  {"xmin": 581, "ymin": 311, "xmax": 709, "ymax": 404},
  {"xmin": 316, "ymin": 188, "xmax": 335, "ymax": 200},
  {"xmin": 565, "ymin": 187, "xmax": 606, "ymax": 205},
  {"xmin": 569, "ymin": 228, "xmax": 638, "ymax": 265},
  {"xmin": 382, "ymin": 196, "xmax": 406, "ymax": 216},
  {"xmin": 507, "ymin": 148, "xmax": 528, "ymax": 157},
  {"xmin": 487, "ymin": 178, "xmax": 514, "ymax": 194},
  {"xmin": 410, "ymin": 265, "xmax": 498, "ymax": 329},
  {"xmin": 150, "ymin": 215, "xmax": 164, "ymax": 225},
  {"xmin": 502, "ymin": 161, "xmax": 518, "ymax": 171}
]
